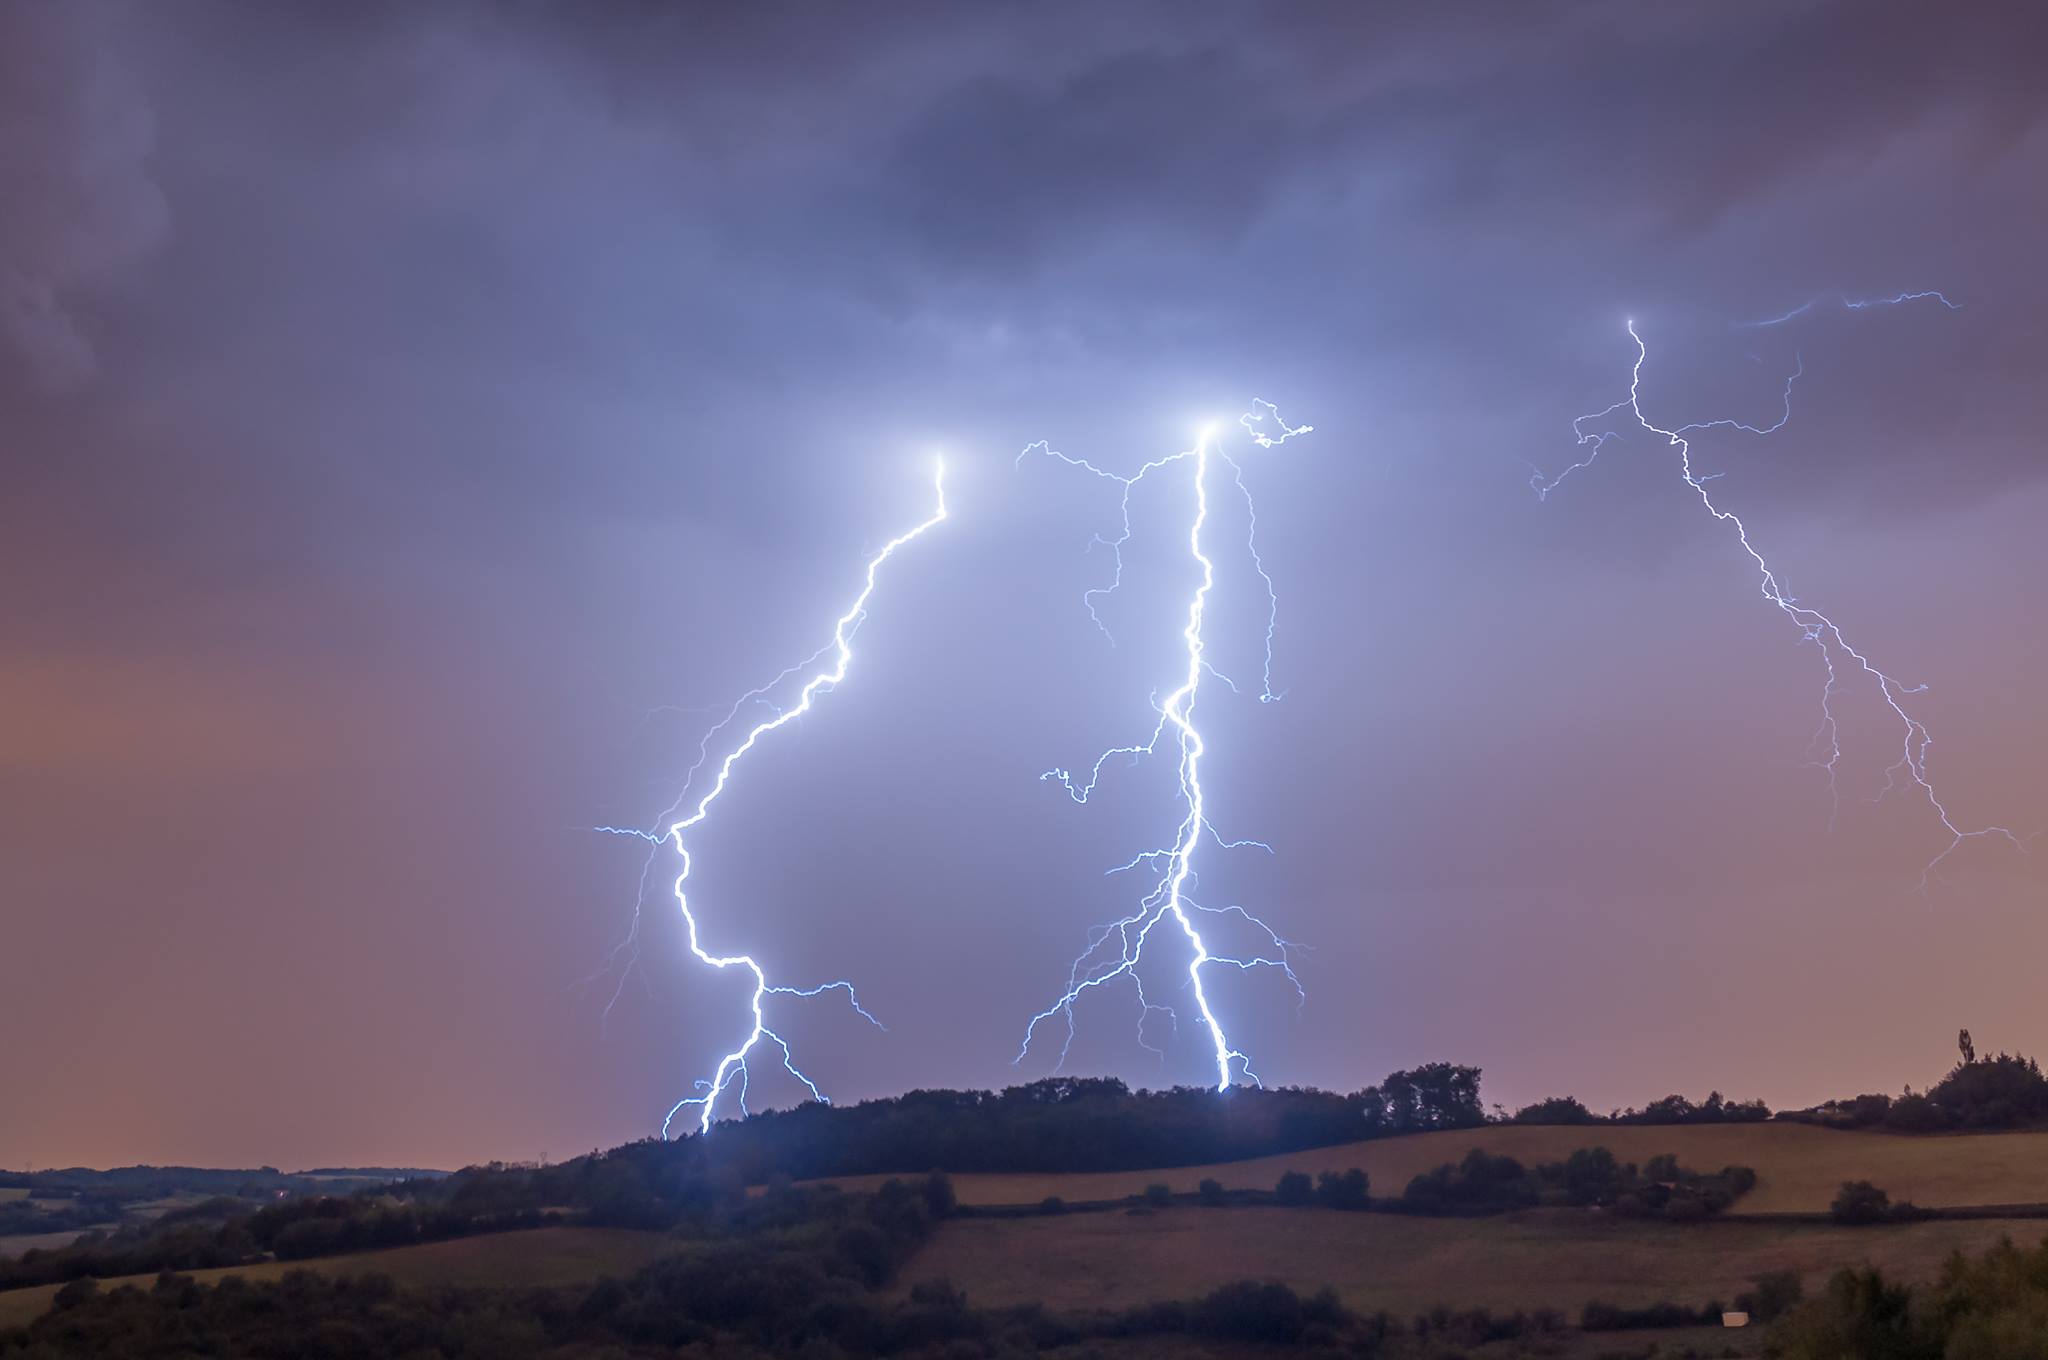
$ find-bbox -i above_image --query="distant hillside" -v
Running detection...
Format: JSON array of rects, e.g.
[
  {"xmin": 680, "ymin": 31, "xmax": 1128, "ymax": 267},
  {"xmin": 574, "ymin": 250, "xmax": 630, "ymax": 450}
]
[
  {"xmin": 810, "ymin": 1121, "xmax": 2048, "ymax": 1215},
  {"xmin": 0, "ymin": 1167, "xmax": 443, "ymax": 1196},
  {"xmin": 0, "ymin": 1165, "xmax": 447, "ymax": 1262}
]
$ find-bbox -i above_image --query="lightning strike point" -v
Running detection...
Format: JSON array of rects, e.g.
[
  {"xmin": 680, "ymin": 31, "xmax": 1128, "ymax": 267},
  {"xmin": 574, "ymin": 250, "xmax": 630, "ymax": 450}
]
[{"xmin": 1018, "ymin": 406, "xmax": 1311, "ymax": 1090}]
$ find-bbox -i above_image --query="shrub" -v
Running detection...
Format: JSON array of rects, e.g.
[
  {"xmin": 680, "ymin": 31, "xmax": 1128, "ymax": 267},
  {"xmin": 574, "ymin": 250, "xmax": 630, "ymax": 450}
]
[
  {"xmin": 1582, "ymin": 1298, "xmax": 1720, "ymax": 1330},
  {"xmin": 1316, "ymin": 1168, "xmax": 1370, "ymax": 1210},
  {"xmin": 1037, "ymin": 1196, "xmax": 1065, "ymax": 1215},
  {"xmin": 1885, "ymin": 1092, "xmax": 1948, "ymax": 1132},
  {"xmin": 1735, "ymin": 1269, "xmax": 1803, "ymax": 1322},
  {"xmin": 1558, "ymin": 1146, "xmax": 1622, "ymax": 1204},
  {"xmin": 1664, "ymin": 1191, "xmax": 1709, "ymax": 1222},
  {"xmin": 1142, "ymin": 1183, "xmax": 1172, "ymax": 1208},
  {"xmin": 1402, "ymin": 1149, "xmax": 1535, "ymax": 1214},
  {"xmin": 1192, "ymin": 1280, "xmax": 1308, "ymax": 1343},
  {"xmin": 1831, "ymin": 1180, "xmax": 1893, "ymax": 1225},
  {"xmin": 51, "ymin": 1278, "xmax": 98, "ymax": 1311},
  {"xmin": 1197, "ymin": 1178, "xmax": 1226, "ymax": 1206},
  {"xmin": 920, "ymin": 1171, "xmax": 956, "ymax": 1219},
  {"xmin": 1275, "ymin": 1171, "xmax": 1313, "ymax": 1206},
  {"xmin": 1512, "ymin": 1094, "xmax": 1599, "ymax": 1124}
]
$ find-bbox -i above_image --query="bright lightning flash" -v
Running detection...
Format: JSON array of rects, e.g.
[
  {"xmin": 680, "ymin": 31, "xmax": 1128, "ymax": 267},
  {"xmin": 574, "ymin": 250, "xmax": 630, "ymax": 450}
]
[
  {"xmin": 602, "ymin": 463, "xmax": 947, "ymax": 1136},
  {"xmin": 1016, "ymin": 402, "xmax": 1311, "ymax": 1091},
  {"xmin": 1531, "ymin": 295, "xmax": 2021, "ymax": 887}
]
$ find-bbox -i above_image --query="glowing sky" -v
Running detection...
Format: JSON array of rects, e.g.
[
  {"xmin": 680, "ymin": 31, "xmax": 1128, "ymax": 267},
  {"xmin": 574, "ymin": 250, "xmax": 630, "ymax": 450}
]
[{"xmin": 4, "ymin": 2, "xmax": 2045, "ymax": 1170}]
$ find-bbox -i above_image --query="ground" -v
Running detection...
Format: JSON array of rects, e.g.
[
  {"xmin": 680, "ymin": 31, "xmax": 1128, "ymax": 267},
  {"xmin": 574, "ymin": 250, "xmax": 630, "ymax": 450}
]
[
  {"xmin": 896, "ymin": 1204, "xmax": 2041, "ymax": 1315},
  {"xmin": 12, "ymin": 1123, "xmax": 2048, "ymax": 1346},
  {"xmin": 814, "ymin": 1121, "xmax": 2048, "ymax": 1213},
  {"xmin": 0, "ymin": 1225, "xmax": 670, "ymax": 1330}
]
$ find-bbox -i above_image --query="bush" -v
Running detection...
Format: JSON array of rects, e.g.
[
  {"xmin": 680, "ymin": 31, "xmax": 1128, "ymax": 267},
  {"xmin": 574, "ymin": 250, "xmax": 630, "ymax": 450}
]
[
  {"xmin": 1558, "ymin": 1146, "xmax": 1622, "ymax": 1204},
  {"xmin": 1663, "ymin": 1191, "xmax": 1709, "ymax": 1222},
  {"xmin": 1582, "ymin": 1298, "xmax": 1720, "ymax": 1331},
  {"xmin": 1512, "ymin": 1095, "xmax": 1598, "ymax": 1124},
  {"xmin": 1316, "ymin": 1168, "xmax": 1370, "ymax": 1210},
  {"xmin": 1275, "ymin": 1171, "xmax": 1313, "ymax": 1206},
  {"xmin": 1197, "ymin": 1178, "xmax": 1226, "ymax": 1206},
  {"xmin": 1831, "ymin": 1180, "xmax": 1893, "ymax": 1225},
  {"xmin": 1142, "ymin": 1183, "xmax": 1172, "ymax": 1208},
  {"xmin": 1192, "ymin": 1280, "xmax": 1309, "ymax": 1343},
  {"xmin": 51, "ymin": 1278, "xmax": 98, "ymax": 1311},
  {"xmin": 1885, "ymin": 1092, "xmax": 1948, "ymax": 1132},
  {"xmin": 920, "ymin": 1171, "xmax": 956, "ymax": 1219},
  {"xmin": 1037, "ymin": 1196, "xmax": 1065, "ymax": 1215},
  {"xmin": 1402, "ymin": 1149, "xmax": 1536, "ymax": 1214},
  {"xmin": 1735, "ymin": 1269, "xmax": 1803, "ymax": 1322}
]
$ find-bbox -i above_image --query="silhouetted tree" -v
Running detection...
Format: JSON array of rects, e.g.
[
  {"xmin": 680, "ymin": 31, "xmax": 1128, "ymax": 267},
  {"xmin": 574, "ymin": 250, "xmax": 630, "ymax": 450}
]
[{"xmin": 1831, "ymin": 1180, "xmax": 1893, "ymax": 1225}]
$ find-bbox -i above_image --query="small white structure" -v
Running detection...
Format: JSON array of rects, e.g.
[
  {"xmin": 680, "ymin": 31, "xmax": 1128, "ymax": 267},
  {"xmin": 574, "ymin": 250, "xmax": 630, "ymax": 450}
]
[{"xmin": 1722, "ymin": 1311, "xmax": 1750, "ymax": 1328}]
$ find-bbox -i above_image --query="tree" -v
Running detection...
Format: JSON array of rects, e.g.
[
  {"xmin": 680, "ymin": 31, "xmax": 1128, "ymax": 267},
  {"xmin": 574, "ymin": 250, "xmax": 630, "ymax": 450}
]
[
  {"xmin": 920, "ymin": 1171, "xmax": 956, "ymax": 1219},
  {"xmin": 1274, "ymin": 1171, "xmax": 1313, "ymax": 1205},
  {"xmin": 1559, "ymin": 1146, "xmax": 1621, "ymax": 1204},
  {"xmin": 1885, "ymin": 1092, "xmax": 1947, "ymax": 1133},
  {"xmin": 1315, "ymin": 1168, "xmax": 1370, "ymax": 1210},
  {"xmin": 1511, "ymin": 1095, "xmax": 1597, "ymax": 1125},
  {"xmin": 1737, "ymin": 1269, "xmax": 1804, "ymax": 1322},
  {"xmin": 1831, "ymin": 1180, "xmax": 1893, "ymax": 1225},
  {"xmin": 1365, "ymin": 1063, "xmax": 1485, "ymax": 1132},
  {"xmin": 1960, "ymin": 1029, "xmax": 1976, "ymax": 1065},
  {"xmin": 1929, "ymin": 1052, "xmax": 2048, "ymax": 1127}
]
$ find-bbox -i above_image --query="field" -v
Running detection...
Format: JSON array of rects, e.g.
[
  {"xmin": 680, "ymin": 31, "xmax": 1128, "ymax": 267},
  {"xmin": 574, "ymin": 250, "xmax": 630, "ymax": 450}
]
[
  {"xmin": 898, "ymin": 1205, "xmax": 2044, "ymax": 1315},
  {"xmin": 815, "ymin": 1121, "xmax": 2048, "ymax": 1214},
  {"xmin": 14, "ymin": 1124, "xmax": 2048, "ymax": 1346},
  {"xmin": 0, "ymin": 1226, "xmax": 671, "ymax": 1330}
]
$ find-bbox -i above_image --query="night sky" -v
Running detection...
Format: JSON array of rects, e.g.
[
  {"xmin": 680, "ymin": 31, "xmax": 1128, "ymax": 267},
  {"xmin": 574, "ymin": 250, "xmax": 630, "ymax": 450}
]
[{"xmin": 6, "ymin": 2, "xmax": 2047, "ymax": 1172}]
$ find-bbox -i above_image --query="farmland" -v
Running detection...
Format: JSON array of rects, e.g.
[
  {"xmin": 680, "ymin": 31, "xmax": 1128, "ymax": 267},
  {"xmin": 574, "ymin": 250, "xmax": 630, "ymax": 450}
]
[
  {"xmin": 811, "ymin": 1120, "xmax": 2048, "ymax": 1214},
  {"xmin": 0, "ymin": 1225, "xmax": 670, "ymax": 1330},
  {"xmin": 896, "ymin": 1204, "xmax": 2046, "ymax": 1315}
]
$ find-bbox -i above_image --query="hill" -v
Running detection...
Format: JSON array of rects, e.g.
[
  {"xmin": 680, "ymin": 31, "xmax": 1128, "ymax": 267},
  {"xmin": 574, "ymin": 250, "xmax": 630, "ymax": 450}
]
[
  {"xmin": 0, "ymin": 1225, "xmax": 666, "ymax": 1330},
  {"xmin": 808, "ymin": 1120, "xmax": 2048, "ymax": 1214}
]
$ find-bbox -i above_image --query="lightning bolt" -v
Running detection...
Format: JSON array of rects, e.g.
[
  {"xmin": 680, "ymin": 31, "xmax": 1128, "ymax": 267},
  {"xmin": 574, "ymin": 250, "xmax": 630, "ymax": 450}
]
[
  {"xmin": 1531, "ymin": 295, "xmax": 2022, "ymax": 887},
  {"xmin": 600, "ymin": 463, "xmax": 947, "ymax": 1135},
  {"xmin": 1016, "ymin": 402, "xmax": 1310, "ymax": 1090}
]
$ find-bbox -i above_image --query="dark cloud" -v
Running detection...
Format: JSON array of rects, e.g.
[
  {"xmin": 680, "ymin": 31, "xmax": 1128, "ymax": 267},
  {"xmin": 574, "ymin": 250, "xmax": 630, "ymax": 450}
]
[
  {"xmin": 3, "ymin": 2, "xmax": 2046, "ymax": 1169},
  {"xmin": 0, "ymin": 2, "xmax": 167, "ymax": 389}
]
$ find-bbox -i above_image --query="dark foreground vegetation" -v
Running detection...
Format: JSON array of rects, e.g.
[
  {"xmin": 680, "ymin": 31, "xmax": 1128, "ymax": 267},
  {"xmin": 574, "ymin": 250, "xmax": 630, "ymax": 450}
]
[
  {"xmin": 1770, "ymin": 1234, "xmax": 2048, "ymax": 1358},
  {"xmin": 0, "ymin": 1166, "xmax": 1815, "ymax": 1360},
  {"xmin": 1396, "ymin": 1148, "xmax": 1757, "ymax": 1220}
]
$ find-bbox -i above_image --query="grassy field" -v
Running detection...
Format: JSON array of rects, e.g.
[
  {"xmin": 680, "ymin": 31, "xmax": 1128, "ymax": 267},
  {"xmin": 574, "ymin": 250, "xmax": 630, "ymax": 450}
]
[
  {"xmin": 898, "ymin": 1204, "xmax": 2046, "ymax": 1318},
  {"xmin": 0, "ymin": 1226, "xmax": 673, "ymax": 1331},
  {"xmin": 816, "ymin": 1122, "xmax": 2048, "ymax": 1214}
]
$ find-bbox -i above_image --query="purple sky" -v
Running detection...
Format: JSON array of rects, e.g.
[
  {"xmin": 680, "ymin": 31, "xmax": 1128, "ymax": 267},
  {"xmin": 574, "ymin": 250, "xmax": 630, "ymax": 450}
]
[{"xmin": 5, "ymin": 2, "xmax": 2046, "ymax": 1171}]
